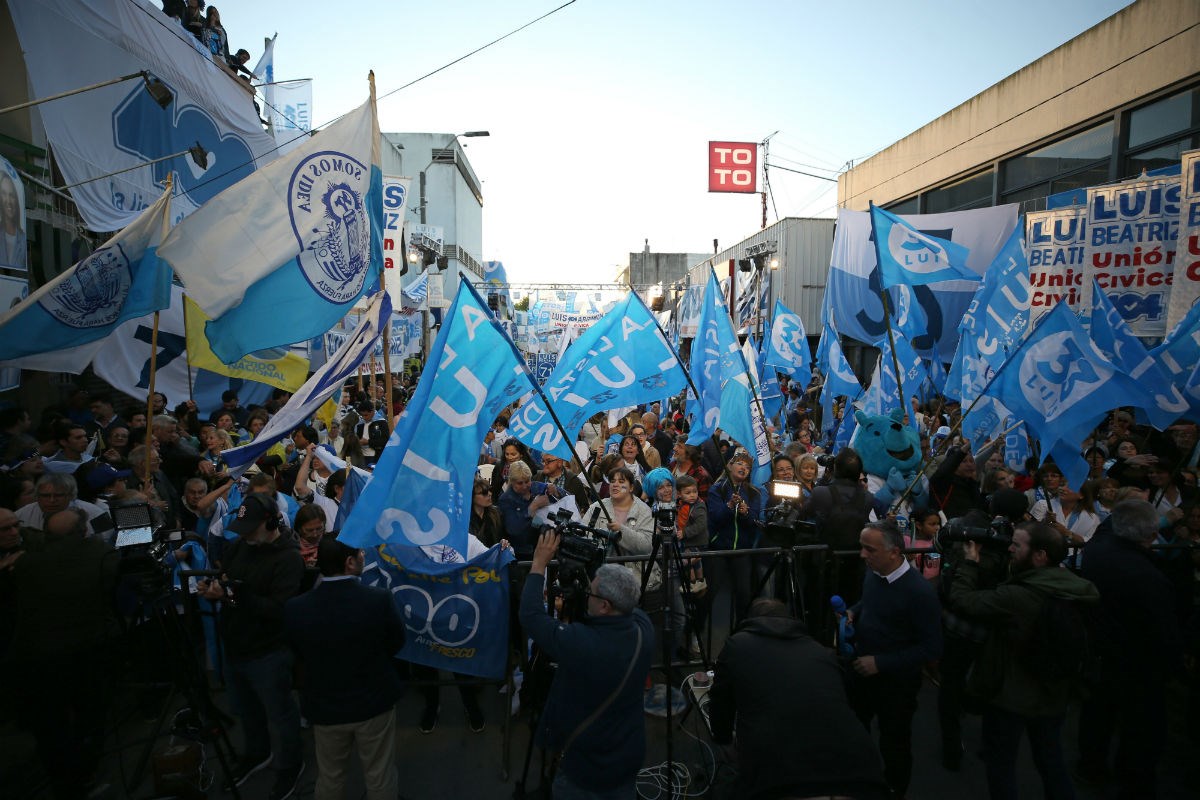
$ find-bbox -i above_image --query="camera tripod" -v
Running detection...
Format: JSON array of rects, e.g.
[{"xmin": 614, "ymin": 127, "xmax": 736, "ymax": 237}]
[
  {"xmin": 637, "ymin": 523, "xmax": 714, "ymax": 800},
  {"xmin": 123, "ymin": 571, "xmax": 241, "ymax": 799}
]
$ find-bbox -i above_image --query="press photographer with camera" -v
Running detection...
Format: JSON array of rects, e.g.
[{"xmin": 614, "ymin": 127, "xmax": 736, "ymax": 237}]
[
  {"xmin": 934, "ymin": 490, "xmax": 1028, "ymax": 772},
  {"xmin": 520, "ymin": 530, "xmax": 653, "ymax": 798},
  {"xmin": 948, "ymin": 521, "xmax": 1099, "ymax": 800},
  {"xmin": 198, "ymin": 492, "xmax": 306, "ymax": 799}
]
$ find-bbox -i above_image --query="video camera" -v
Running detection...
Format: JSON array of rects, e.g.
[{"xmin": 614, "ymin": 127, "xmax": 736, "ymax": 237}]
[
  {"xmin": 651, "ymin": 501, "xmax": 676, "ymax": 530},
  {"xmin": 763, "ymin": 480, "xmax": 819, "ymax": 547},
  {"xmin": 933, "ymin": 514, "xmax": 1014, "ymax": 553}
]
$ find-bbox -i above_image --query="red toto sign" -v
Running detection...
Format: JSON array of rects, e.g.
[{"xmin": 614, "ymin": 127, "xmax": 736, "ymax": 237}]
[{"xmin": 708, "ymin": 141, "xmax": 757, "ymax": 193}]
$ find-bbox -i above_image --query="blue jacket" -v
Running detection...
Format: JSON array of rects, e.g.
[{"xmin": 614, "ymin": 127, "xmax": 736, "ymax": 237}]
[
  {"xmin": 284, "ymin": 577, "xmax": 406, "ymax": 725},
  {"xmin": 706, "ymin": 478, "xmax": 764, "ymax": 550},
  {"xmin": 519, "ymin": 573, "xmax": 652, "ymax": 791}
]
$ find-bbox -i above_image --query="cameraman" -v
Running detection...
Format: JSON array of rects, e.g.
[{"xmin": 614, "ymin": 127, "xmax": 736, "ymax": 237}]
[
  {"xmin": 948, "ymin": 521, "xmax": 1099, "ymax": 800},
  {"xmin": 520, "ymin": 530, "xmax": 653, "ymax": 798},
  {"xmin": 198, "ymin": 492, "xmax": 306, "ymax": 798},
  {"xmin": 936, "ymin": 489, "xmax": 1028, "ymax": 771}
]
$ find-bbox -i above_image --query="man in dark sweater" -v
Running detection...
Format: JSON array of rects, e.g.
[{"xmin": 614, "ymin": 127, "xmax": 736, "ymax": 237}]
[
  {"xmin": 285, "ymin": 536, "xmax": 406, "ymax": 800},
  {"xmin": 520, "ymin": 531, "xmax": 653, "ymax": 798},
  {"xmin": 199, "ymin": 493, "xmax": 306, "ymax": 800},
  {"xmin": 848, "ymin": 519, "xmax": 943, "ymax": 799}
]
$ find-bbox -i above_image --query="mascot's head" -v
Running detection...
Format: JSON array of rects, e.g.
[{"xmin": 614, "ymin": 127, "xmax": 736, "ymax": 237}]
[{"xmin": 853, "ymin": 407, "xmax": 923, "ymax": 476}]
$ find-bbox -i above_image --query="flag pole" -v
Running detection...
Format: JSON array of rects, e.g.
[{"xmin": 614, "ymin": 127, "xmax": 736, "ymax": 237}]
[
  {"xmin": 879, "ymin": 290, "xmax": 908, "ymax": 424},
  {"xmin": 714, "ymin": 267, "xmax": 775, "ymax": 460},
  {"xmin": 182, "ymin": 294, "xmax": 195, "ymax": 403},
  {"xmin": 145, "ymin": 175, "xmax": 174, "ymax": 484},
  {"xmin": 382, "ymin": 320, "xmax": 394, "ymax": 433}
]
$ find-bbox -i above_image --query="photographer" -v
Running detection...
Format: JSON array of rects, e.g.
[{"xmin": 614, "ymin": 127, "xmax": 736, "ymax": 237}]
[
  {"xmin": 520, "ymin": 530, "xmax": 653, "ymax": 798},
  {"xmin": 198, "ymin": 493, "xmax": 306, "ymax": 798},
  {"xmin": 936, "ymin": 490, "xmax": 1028, "ymax": 772},
  {"xmin": 948, "ymin": 521, "xmax": 1099, "ymax": 800}
]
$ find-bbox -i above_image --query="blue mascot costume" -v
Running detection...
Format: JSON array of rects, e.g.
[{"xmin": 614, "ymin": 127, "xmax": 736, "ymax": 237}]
[{"xmin": 852, "ymin": 407, "xmax": 929, "ymax": 529}]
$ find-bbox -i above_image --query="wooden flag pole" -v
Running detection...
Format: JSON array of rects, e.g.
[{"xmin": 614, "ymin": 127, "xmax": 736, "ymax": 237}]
[
  {"xmin": 144, "ymin": 174, "xmax": 174, "ymax": 485},
  {"xmin": 382, "ymin": 321, "xmax": 394, "ymax": 433}
]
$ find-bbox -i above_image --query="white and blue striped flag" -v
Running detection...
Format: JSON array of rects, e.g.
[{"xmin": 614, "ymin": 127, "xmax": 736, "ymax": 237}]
[
  {"xmin": 0, "ymin": 188, "xmax": 172, "ymax": 362},
  {"xmin": 160, "ymin": 89, "xmax": 383, "ymax": 364}
]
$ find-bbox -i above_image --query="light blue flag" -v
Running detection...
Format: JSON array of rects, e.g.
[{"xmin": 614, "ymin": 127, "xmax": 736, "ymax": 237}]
[
  {"xmin": 883, "ymin": 330, "xmax": 930, "ymax": 403},
  {"xmin": 1090, "ymin": 280, "xmax": 1188, "ymax": 429},
  {"xmin": 726, "ymin": 339, "xmax": 773, "ymax": 486},
  {"xmin": 508, "ymin": 291, "xmax": 685, "ymax": 461},
  {"xmin": 763, "ymin": 300, "xmax": 812, "ymax": 386},
  {"xmin": 871, "ymin": 203, "xmax": 978, "ymax": 289},
  {"xmin": 0, "ymin": 189, "xmax": 171, "ymax": 360},
  {"xmin": 687, "ymin": 271, "xmax": 741, "ymax": 445},
  {"xmin": 992, "ymin": 302, "xmax": 1144, "ymax": 459},
  {"xmin": 401, "ymin": 270, "xmax": 429, "ymax": 308},
  {"xmin": 161, "ymin": 95, "xmax": 383, "ymax": 363},
  {"xmin": 339, "ymin": 281, "xmax": 537, "ymax": 554},
  {"xmin": 1153, "ymin": 300, "xmax": 1200, "ymax": 421},
  {"xmin": 926, "ymin": 356, "xmax": 948, "ymax": 395},
  {"xmin": 815, "ymin": 316, "xmax": 862, "ymax": 433},
  {"xmin": 890, "ymin": 284, "xmax": 931, "ymax": 352},
  {"xmin": 755, "ymin": 338, "xmax": 784, "ymax": 423},
  {"xmin": 959, "ymin": 223, "xmax": 1032, "ymax": 374},
  {"xmin": 222, "ymin": 292, "xmax": 391, "ymax": 471}
]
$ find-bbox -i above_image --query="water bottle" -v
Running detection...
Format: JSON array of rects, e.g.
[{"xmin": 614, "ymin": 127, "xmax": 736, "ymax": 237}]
[{"xmin": 830, "ymin": 595, "xmax": 855, "ymax": 657}]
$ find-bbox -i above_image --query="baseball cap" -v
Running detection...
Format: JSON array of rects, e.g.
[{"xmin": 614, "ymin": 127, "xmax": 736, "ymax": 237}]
[
  {"xmin": 85, "ymin": 462, "xmax": 132, "ymax": 490},
  {"xmin": 227, "ymin": 493, "xmax": 279, "ymax": 536}
]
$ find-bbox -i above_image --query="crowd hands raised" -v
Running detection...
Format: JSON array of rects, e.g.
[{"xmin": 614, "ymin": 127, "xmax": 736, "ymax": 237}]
[{"xmin": 0, "ymin": 365, "xmax": 1198, "ymax": 799}]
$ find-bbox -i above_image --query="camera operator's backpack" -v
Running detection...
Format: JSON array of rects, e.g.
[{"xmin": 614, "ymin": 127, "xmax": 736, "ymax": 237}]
[
  {"xmin": 1025, "ymin": 591, "xmax": 1101, "ymax": 691},
  {"xmin": 367, "ymin": 418, "xmax": 390, "ymax": 452}
]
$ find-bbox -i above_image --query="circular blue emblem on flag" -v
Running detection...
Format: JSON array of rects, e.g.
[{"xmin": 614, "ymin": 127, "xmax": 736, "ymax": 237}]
[
  {"xmin": 288, "ymin": 150, "xmax": 372, "ymax": 304},
  {"xmin": 39, "ymin": 244, "xmax": 131, "ymax": 328}
]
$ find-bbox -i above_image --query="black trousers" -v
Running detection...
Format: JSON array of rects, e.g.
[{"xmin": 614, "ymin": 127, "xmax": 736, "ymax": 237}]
[
  {"xmin": 937, "ymin": 631, "xmax": 980, "ymax": 757},
  {"xmin": 1077, "ymin": 669, "xmax": 1166, "ymax": 798},
  {"xmin": 848, "ymin": 670, "xmax": 922, "ymax": 797}
]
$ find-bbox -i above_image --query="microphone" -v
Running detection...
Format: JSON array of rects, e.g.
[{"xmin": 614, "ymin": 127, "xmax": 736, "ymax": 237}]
[{"xmin": 830, "ymin": 595, "xmax": 855, "ymax": 658}]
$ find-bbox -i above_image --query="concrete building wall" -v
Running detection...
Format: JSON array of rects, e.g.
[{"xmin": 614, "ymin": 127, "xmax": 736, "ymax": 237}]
[
  {"xmin": 624, "ymin": 248, "xmax": 710, "ymax": 288},
  {"xmin": 838, "ymin": 0, "xmax": 1200, "ymax": 210}
]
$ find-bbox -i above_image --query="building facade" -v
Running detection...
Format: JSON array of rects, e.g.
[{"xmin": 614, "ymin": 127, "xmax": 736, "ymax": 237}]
[{"xmin": 838, "ymin": 0, "xmax": 1200, "ymax": 216}]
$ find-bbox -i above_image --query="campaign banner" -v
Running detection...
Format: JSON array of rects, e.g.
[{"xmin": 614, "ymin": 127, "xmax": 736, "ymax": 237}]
[
  {"xmin": 1167, "ymin": 149, "xmax": 1200, "ymax": 333},
  {"xmin": 826, "ymin": 205, "xmax": 1019, "ymax": 361},
  {"xmin": 363, "ymin": 544, "xmax": 514, "ymax": 680},
  {"xmin": 0, "ymin": 157, "xmax": 28, "ymax": 272},
  {"xmin": 1026, "ymin": 207, "xmax": 1087, "ymax": 322},
  {"xmin": 1085, "ymin": 175, "xmax": 1180, "ymax": 336},
  {"xmin": 270, "ymin": 79, "xmax": 313, "ymax": 156},
  {"xmin": 8, "ymin": 0, "xmax": 277, "ymax": 232},
  {"xmin": 325, "ymin": 314, "xmax": 420, "ymax": 363},
  {"xmin": 382, "ymin": 177, "xmax": 413, "ymax": 305},
  {"xmin": 0, "ymin": 276, "xmax": 28, "ymax": 391},
  {"xmin": 676, "ymin": 284, "xmax": 704, "ymax": 338}
]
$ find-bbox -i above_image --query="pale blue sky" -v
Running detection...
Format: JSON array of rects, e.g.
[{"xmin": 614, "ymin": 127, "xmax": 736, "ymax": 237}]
[{"xmin": 218, "ymin": 0, "xmax": 1133, "ymax": 283}]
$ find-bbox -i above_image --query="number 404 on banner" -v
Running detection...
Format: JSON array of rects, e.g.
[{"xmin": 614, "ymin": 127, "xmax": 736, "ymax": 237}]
[{"xmin": 708, "ymin": 141, "xmax": 757, "ymax": 193}]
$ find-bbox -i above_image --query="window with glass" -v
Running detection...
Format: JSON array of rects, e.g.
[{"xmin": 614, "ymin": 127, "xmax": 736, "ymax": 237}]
[
  {"xmin": 1002, "ymin": 121, "xmax": 1113, "ymax": 191},
  {"xmin": 1127, "ymin": 86, "xmax": 1200, "ymax": 150},
  {"xmin": 923, "ymin": 168, "xmax": 995, "ymax": 213},
  {"xmin": 884, "ymin": 196, "xmax": 919, "ymax": 215}
]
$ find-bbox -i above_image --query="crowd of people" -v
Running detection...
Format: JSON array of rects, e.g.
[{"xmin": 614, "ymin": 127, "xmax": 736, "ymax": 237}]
[
  {"xmin": 0, "ymin": 366, "xmax": 1198, "ymax": 799},
  {"xmin": 161, "ymin": 0, "xmax": 254, "ymax": 79}
]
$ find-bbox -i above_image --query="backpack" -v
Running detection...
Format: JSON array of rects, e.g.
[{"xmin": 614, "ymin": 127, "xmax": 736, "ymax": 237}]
[
  {"xmin": 367, "ymin": 419, "xmax": 390, "ymax": 451},
  {"xmin": 1023, "ymin": 591, "xmax": 1101, "ymax": 692}
]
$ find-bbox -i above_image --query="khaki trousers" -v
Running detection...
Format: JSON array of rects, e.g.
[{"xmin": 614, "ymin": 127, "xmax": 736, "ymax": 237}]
[{"xmin": 312, "ymin": 706, "xmax": 398, "ymax": 800}]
